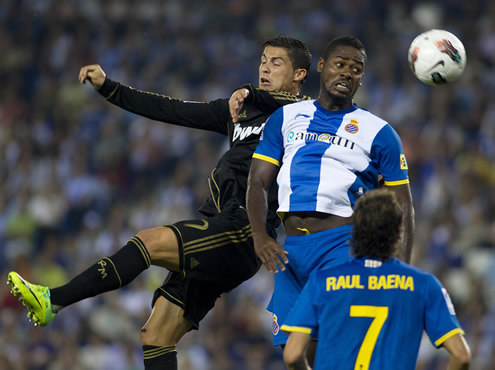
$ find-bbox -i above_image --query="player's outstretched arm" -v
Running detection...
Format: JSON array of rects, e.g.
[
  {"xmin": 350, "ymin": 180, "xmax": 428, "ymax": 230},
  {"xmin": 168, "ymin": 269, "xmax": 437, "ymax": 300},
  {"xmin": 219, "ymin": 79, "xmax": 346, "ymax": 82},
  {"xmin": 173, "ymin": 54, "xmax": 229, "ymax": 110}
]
[
  {"xmin": 79, "ymin": 64, "xmax": 106, "ymax": 89},
  {"xmin": 247, "ymin": 158, "xmax": 288, "ymax": 273},
  {"xmin": 443, "ymin": 334, "xmax": 471, "ymax": 370},
  {"xmin": 77, "ymin": 65, "xmax": 229, "ymax": 134}
]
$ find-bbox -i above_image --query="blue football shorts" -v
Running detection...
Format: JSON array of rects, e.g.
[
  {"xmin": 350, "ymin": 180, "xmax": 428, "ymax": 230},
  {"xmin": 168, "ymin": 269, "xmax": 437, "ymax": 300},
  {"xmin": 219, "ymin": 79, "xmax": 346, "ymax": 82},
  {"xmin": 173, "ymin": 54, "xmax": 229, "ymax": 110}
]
[{"xmin": 267, "ymin": 224, "xmax": 352, "ymax": 346}]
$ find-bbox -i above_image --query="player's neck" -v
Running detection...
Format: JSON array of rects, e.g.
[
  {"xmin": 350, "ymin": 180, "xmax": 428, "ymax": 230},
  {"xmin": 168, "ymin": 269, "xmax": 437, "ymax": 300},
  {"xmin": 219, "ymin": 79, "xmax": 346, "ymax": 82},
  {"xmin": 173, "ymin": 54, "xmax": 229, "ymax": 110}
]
[{"xmin": 317, "ymin": 96, "xmax": 354, "ymax": 111}]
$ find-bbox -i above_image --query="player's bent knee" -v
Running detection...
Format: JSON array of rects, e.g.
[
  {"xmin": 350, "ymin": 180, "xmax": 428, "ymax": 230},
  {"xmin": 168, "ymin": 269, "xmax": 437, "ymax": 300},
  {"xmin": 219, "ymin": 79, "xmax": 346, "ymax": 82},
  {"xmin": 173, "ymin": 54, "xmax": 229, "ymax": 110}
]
[
  {"xmin": 136, "ymin": 227, "xmax": 168, "ymax": 251},
  {"xmin": 136, "ymin": 227, "xmax": 179, "ymax": 269}
]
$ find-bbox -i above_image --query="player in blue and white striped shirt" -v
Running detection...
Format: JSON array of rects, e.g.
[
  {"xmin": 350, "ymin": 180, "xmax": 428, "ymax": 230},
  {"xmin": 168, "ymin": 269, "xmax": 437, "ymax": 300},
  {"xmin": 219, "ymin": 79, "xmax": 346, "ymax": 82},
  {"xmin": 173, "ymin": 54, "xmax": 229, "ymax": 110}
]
[{"xmin": 247, "ymin": 36, "xmax": 415, "ymax": 353}]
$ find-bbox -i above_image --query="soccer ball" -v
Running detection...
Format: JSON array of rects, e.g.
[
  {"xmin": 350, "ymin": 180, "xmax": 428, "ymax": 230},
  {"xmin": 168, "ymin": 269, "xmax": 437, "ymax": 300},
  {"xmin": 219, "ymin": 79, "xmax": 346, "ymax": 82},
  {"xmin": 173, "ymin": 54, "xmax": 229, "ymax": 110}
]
[{"xmin": 408, "ymin": 29, "xmax": 466, "ymax": 86}]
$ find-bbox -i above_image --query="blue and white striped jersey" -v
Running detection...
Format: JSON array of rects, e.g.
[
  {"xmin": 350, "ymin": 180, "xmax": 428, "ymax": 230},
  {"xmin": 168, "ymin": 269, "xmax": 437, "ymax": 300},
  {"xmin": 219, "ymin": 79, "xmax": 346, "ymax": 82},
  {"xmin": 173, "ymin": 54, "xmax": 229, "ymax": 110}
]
[{"xmin": 253, "ymin": 100, "xmax": 409, "ymax": 217}]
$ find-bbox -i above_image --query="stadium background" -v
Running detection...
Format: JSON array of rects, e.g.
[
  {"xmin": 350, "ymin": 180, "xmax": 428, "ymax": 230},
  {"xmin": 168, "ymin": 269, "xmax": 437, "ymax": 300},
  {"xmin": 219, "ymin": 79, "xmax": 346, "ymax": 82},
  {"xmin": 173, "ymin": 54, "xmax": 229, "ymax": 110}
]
[{"xmin": 1, "ymin": 0, "xmax": 494, "ymax": 369}]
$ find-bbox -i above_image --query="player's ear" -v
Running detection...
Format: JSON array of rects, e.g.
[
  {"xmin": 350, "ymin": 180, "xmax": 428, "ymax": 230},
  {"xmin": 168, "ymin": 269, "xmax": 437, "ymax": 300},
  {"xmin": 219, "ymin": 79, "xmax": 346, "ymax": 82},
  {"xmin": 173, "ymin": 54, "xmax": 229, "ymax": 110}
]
[
  {"xmin": 316, "ymin": 57, "xmax": 325, "ymax": 72},
  {"xmin": 293, "ymin": 68, "xmax": 307, "ymax": 82}
]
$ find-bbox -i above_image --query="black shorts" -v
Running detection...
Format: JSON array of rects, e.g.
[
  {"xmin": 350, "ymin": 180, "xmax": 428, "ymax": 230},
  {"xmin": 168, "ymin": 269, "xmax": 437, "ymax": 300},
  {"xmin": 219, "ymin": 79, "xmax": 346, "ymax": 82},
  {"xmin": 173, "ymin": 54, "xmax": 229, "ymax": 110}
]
[{"xmin": 152, "ymin": 206, "xmax": 270, "ymax": 329}]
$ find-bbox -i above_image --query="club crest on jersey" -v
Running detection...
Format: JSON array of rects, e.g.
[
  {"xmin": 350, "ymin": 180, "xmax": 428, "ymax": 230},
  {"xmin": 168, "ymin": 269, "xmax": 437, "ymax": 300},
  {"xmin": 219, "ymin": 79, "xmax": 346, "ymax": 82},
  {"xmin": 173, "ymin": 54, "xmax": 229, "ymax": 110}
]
[
  {"xmin": 272, "ymin": 314, "xmax": 280, "ymax": 335},
  {"xmin": 345, "ymin": 119, "xmax": 359, "ymax": 134}
]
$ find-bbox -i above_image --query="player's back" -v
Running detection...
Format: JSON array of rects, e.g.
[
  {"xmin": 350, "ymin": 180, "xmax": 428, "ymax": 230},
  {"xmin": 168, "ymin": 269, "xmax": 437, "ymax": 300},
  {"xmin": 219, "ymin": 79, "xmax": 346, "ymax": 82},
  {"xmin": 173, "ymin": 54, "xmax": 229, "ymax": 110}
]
[{"xmin": 311, "ymin": 257, "xmax": 458, "ymax": 370}]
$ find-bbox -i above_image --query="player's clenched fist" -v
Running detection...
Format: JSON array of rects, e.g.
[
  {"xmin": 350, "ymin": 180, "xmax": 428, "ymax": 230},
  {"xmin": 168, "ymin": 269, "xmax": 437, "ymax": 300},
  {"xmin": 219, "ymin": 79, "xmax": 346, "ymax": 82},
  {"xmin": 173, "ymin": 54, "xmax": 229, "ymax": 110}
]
[{"xmin": 79, "ymin": 64, "xmax": 106, "ymax": 89}]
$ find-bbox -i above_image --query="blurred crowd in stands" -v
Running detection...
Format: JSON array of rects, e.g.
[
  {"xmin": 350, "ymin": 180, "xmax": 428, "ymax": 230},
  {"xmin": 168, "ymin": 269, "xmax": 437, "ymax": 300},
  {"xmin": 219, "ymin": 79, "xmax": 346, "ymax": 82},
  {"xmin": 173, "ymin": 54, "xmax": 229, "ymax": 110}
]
[{"xmin": 1, "ymin": 0, "xmax": 494, "ymax": 369}]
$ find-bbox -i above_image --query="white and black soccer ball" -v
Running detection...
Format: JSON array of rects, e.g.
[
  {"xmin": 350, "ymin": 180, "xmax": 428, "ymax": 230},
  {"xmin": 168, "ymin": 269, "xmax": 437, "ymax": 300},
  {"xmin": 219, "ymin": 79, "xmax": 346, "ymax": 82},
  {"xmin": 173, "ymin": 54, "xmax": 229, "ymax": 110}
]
[{"xmin": 408, "ymin": 29, "xmax": 466, "ymax": 86}]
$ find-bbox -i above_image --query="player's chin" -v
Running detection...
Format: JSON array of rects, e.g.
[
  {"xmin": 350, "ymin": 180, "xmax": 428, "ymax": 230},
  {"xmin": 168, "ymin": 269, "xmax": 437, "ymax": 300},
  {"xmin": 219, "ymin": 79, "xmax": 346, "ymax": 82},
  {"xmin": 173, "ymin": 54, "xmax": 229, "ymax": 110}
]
[{"xmin": 329, "ymin": 90, "xmax": 353, "ymax": 104}]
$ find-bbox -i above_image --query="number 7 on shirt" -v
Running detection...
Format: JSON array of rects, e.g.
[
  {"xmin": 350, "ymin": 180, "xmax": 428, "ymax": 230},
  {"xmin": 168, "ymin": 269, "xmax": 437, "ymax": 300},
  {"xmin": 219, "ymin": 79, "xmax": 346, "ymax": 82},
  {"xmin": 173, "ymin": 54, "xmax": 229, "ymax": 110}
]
[{"xmin": 350, "ymin": 305, "xmax": 389, "ymax": 369}]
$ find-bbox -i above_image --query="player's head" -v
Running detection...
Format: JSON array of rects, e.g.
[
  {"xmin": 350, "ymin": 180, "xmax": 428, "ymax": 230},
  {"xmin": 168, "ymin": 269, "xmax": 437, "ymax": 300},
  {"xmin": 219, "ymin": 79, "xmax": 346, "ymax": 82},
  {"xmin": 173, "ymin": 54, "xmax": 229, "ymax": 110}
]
[
  {"xmin": 259, "ymin": 36, "xmax": 311, "ymax": 95},
  {"xmin": 317, "ymin": 35, "xmax": 366, "ymax": 106},
  {"xmin": 350, "ymin": 189, "xmax": 403, "ymax": 261}
]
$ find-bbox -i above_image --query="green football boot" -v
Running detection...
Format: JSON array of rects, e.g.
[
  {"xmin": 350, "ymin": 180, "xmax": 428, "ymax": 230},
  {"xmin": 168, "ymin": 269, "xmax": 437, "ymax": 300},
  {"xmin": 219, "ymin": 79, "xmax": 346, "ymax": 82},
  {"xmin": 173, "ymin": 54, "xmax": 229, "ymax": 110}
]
[{"xmin": 7, "ymin": 272, "xmax": 56, "ymax": 326}]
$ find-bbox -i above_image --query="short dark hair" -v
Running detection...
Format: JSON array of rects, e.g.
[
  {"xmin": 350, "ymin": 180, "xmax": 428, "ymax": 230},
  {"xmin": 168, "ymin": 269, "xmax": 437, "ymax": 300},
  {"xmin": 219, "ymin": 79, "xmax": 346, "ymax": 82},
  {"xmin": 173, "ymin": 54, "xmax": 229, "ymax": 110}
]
[
  {"xmin": 322, "ymin": 35, "xmax": 367, "ymax": 64},
  {"xmin": 350, "ymin": 189, "xmax": 403, "ymax": 261},
  {"xmin": 263, "ymin": 36, "xmax": 312, "ymax": 73}
]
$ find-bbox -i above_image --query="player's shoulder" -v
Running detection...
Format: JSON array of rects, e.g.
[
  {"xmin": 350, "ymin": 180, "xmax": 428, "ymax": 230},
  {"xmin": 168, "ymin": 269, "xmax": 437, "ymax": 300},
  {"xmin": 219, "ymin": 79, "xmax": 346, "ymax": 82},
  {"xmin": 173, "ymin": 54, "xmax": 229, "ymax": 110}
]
[
  {"xmin": 281, "ymin": 99, "xmax": 317, "ymax": 115},
  {"xmin": 285, "ymin": 98, "xmax": 316, "ymax": 108},
  {"xmin": 386, "ymin": 258, "xmax": 436, "ymax": 282},
  {"xmin": 352, "ymin": 106, "xmax": 390, "ymax": 128}
]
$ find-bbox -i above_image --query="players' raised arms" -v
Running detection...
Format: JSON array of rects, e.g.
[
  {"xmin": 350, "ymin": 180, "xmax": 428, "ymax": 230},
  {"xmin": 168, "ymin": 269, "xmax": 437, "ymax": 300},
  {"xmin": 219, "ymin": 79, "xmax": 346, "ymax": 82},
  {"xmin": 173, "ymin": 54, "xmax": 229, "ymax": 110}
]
[{"xmin": 79, "ymin": 64, "xmax": 106, "ymax": 89}]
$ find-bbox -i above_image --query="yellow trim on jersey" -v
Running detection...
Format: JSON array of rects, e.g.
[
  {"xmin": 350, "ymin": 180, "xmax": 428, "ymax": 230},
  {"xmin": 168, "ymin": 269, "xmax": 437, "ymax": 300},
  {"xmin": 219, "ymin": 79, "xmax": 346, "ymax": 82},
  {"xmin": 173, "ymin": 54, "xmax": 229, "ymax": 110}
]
[
  {"xmin": 384, "ymin": 178, "xmax": 410, "ymax": 186},
  {"xmin": 252, "ymin": 153, "xmax": 280, "ymax": 166},
  {"xmin": 434, "ymin": 328, "xmax": 465, "ymax": 347},
  {"xmin": 280, "ymin": 324, "xmax": 312, "ymax": 334}
]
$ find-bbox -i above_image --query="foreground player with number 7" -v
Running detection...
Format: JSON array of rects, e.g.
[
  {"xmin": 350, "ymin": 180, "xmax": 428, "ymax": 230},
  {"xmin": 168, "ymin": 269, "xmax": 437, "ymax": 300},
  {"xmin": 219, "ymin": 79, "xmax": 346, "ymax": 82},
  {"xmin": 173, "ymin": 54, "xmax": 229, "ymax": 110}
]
[{"xmin": 282, "ymin": 189, "xmax": 470, "ymax": 370}]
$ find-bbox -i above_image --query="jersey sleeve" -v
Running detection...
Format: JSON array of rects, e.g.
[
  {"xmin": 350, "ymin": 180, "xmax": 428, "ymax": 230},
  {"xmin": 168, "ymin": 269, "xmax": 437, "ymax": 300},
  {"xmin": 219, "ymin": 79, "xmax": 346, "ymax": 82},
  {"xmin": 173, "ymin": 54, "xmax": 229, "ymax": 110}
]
[
  {"xmin": 423, "ymin": 275, "xmax": 464, "ymax": 348},
  {"xmin": 252, "ymin": 107, "xmax": 285, "ymax": 166},
  {"xmin": 98, "ymin": 78, "xmax": 230, "ymax": 135},
  {"xmin": 370, "ymin": 124, "xmax": 409, "ymax": 186},
  {"xmin": 281, "ymin": 274, "xmax": 319, "ymax": 337}
]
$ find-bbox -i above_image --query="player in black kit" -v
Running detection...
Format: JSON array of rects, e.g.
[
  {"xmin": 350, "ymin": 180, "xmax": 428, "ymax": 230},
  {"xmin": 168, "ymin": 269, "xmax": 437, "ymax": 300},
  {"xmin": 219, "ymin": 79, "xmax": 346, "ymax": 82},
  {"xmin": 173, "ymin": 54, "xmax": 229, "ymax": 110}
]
[{"xmin": 8, "ymin": 36, "xmax": 311, "ymax": 370}]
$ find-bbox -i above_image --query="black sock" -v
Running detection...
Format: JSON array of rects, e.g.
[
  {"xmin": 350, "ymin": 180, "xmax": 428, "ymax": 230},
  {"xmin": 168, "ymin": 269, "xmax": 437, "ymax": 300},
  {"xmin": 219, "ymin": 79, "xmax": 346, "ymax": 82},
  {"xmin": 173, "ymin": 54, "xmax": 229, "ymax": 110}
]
[
  {"xmin": 50, "ymin": 237, "xmax": 151, "ymax": 308},
  {"xmin": 143, "ymin": 345, "xmax": 177, "ymax": 370}
]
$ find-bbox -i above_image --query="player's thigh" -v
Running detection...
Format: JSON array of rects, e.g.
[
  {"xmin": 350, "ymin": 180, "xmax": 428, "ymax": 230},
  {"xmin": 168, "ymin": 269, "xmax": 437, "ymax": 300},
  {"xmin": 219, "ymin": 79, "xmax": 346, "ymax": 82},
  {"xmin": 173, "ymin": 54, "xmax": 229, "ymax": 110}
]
[
  {"xmin": 136, "ymin": 226, "xmax": 179, "ymax": 271},
  {"xmin": 270, "ymin": 265, "xmax": 304, "ymax": 346},
  {"xmin": 141, "ymin": 296, "xmax": 192, "ymax": 346}
]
